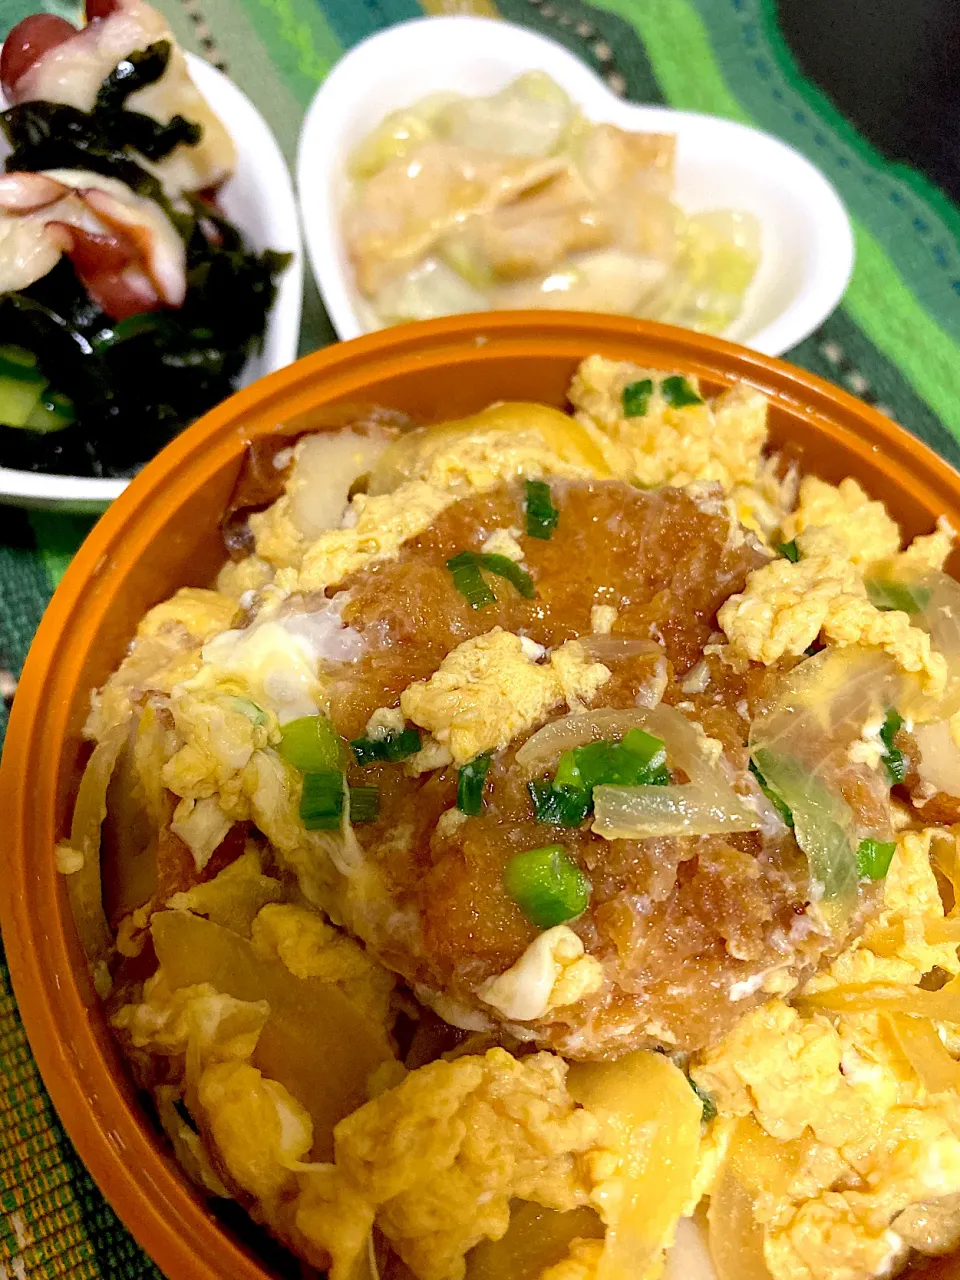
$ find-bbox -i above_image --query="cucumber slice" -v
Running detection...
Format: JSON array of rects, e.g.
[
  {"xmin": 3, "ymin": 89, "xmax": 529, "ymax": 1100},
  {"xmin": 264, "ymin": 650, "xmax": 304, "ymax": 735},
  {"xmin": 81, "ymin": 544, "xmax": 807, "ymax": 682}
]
[
  {"xmin": 0, "ymin": 345, "xmax": 39, "ymax": 370},
  {"xmin": 0, "ymin": 364, "xmax": 48, "ymax": 428},
  {"xmin": 23, "ymin": 391, "xmax": 76, "ymax": 434}
]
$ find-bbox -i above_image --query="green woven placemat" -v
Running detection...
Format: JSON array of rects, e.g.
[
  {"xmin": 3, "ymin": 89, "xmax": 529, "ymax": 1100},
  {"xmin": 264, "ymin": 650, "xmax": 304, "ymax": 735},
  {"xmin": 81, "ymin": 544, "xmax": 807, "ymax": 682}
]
[{"xmin": 2, "ymin": 0, "xmax": 960, "ymax": 1274}]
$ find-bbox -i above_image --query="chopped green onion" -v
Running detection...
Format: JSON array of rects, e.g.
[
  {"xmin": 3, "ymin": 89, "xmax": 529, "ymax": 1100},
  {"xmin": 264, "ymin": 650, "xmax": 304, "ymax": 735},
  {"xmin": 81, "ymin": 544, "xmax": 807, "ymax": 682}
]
[
  {"xmin": 621, "ymin": 378, "xmax": 653, "ymax": 418},
  {"xmin": 457, "ymin": 752, "xmax": 492, "ymax": 815},
  {"xmin": 622, "ymin": 728, "xmax": 669, "ymax": 770},
  {"xmin": 504, "ymin": 844, "xmax": 590, "ymax": 928},
  {"xmin": 447, "ymin": 552, "xmax": 496, "ymax": 610},
  {"xmin": 279, "ymin": 715, "xmax": 343, "ymax": 772},
  {"xmin": 568, "ymin": 735, "xmax": 669, "ymax": 791},
  {"xmin": 749, "ymin": 759, "xmax": 794, "ymax": 827},
  {"xmin": 348, "ymin": 786, "xmax": 380, "ymax": 824},
  {"xmin": 351, "ymin": 726, "xmax": 422, "ymax": 766},
  {"xmin": 554, "ymin": 750, "xmax": 583, "ymax": 789},
  {"xmin": 661, "ymin": 375, "xmax": 704, "ymax": 408},
  {"xmin": 447, "ymin": 551, "xmax": 535, "ymax": 609},
  {"xmin": 865, "ymin": 578, "xmax": 931, "ymax": 614},
  {"xmin": 300, "ymin": 770, "xmax": 344, "ymax": 830},
  {"xmin": 856, "ymin": 837, "xmax": 897, "ymax": 879},
  {"xmin": 879, "ymin": 708, "xmax": 906, "ymax": 786},
  {"xmin": 227, "ymin": 696, "xmax": 268, "ymax": 727},
  {"xmin": 689, "ymin": 1078, "xmax": 717, "ymax": 1122},
  {"xmin": 777, "ymin": 540, "xmax": 800, "ymax": 563},
  {"xmin": 528, "ymin": 781, "xmax": 592, "ymax": 828},
  {"xmin": 525, "ymin": 479, "xmax": 560, "ymax": 540}
]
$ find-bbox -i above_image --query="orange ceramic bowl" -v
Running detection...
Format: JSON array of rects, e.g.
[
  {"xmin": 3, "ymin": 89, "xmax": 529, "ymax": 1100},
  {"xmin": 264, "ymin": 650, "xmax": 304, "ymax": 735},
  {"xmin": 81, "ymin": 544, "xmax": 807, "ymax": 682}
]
[{"xmin": 4, "ymin": 312, "xmax": 960, "ymax": 1280}]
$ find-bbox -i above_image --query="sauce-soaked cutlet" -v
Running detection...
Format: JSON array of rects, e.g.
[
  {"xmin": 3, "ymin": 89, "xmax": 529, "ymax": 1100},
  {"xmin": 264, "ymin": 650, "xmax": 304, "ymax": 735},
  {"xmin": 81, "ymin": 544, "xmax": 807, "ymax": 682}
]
[{"xmin": 322, "ymin": 479, "xmax": 880, "ymax": 1058}]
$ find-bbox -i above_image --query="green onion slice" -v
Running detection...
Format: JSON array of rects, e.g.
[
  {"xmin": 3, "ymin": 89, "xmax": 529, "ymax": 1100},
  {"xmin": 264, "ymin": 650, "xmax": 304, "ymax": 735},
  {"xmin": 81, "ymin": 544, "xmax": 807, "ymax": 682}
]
[
  {"xmin": 777, "ymin": 539, "xmax": 800, "ymax": 563},
  {"xmin": 568, "ymin": 735, "xmax": 669, "ymax": 791},
  {"xmin": 621, "ymin": 378, "xmax": 653, "ymax": 418},
  {"xmin": 749, "ymin": 759, "xmax": 794, "ymax": 827},
  {"xmin": 300, "ymin": 770, "xmax": 344, "ymax": 830},
  {"xmin": 504, "ymin": 844, "xmax": 590, "ymax": 929},
  {"xmin": 457, "ymin": 752, "xmax": 492, "ymax": 815},
  {"xmin": 525, "ymin": 479, "xmax": 560, "ymax": 540},
  {"xmin": 661, "ymin": 375, "xmax": 704, "ymax": 408},
  {"xmin": 447, "ymin": 551, "xmax": 535, "ymax": 609},
  {"xmin": 865, "ymin": 578, "xmax": 931, "ymax": 614},
  {"xmin": 348, "ymin": 786, "xmax": 380, "ymax": 824},
  {"xmin": 856, "ymin": 837, "xmax": 897, "ymax": 880},
  {"xmin": 351, "ymin": 726, "xmax": 422, "ymax": 766},
  {"xmin": 227, "ymin": 696, "xmax": 268, "ymax": 727},
  {"xmin": 528, "ymin": 781, "xmax": 592, "ymax": 828},
  {"xmin": 879, "ymin": 708, "xmax": 906, "ymax": 785},
  {"xmin": 279, "ymin": 715, "xmax": 343, "ymax": 772},
  {"xmin": 447, "ymin": 553, "xmax": 496, "ymax": 610}
]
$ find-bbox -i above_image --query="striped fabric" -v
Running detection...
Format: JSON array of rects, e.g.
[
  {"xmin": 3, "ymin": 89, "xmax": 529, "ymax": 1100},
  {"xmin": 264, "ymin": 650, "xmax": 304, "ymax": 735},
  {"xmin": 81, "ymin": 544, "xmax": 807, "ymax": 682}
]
[{"xmin": 1, "ymin": 0, "xmax": 959, "ymax": 1273}]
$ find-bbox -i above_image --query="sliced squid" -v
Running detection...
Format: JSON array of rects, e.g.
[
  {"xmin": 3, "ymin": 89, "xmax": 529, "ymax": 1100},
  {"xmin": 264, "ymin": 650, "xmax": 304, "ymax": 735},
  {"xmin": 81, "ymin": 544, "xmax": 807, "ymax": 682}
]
[{"xmin": 2, "ymin": 0, "xmax": 236, "ymax": 197}]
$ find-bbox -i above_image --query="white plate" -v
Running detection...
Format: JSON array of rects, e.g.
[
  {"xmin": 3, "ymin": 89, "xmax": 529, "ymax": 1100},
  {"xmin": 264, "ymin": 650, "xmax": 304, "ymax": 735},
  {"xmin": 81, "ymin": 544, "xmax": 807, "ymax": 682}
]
[
  {"xmin": 298, "ymin": 15, "xmax": 854, "ymax": 358},
  {"xmin": 0, "ymin": 52, "xmax": 303, "ymax": 511}
]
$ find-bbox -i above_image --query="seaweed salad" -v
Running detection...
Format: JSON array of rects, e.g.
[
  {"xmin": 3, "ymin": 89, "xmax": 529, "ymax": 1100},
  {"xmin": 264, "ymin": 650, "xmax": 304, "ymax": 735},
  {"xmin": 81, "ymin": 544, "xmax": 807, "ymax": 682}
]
[{"xmin": 0, "ymin": 0, "xmax": 289, "ymax": 477}]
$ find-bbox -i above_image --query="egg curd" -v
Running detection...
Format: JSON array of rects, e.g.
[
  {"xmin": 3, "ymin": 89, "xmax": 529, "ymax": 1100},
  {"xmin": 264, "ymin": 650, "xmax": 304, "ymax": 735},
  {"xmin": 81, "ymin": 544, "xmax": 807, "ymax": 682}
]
[{"xmin": 64, "ymin": 357, "xmax": 960, "ymax": 1280}]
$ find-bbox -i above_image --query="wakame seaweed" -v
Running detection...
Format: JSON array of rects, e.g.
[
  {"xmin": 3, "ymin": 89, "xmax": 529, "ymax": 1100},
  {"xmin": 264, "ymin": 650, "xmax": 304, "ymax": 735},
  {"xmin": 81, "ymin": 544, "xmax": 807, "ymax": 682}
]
[
  {"xmin": 2, "ymin": 41, "xmax": 198, "ymax": 174},
  {"xmin": 0, "ymin": 46, "xmax": 289, "ymax": 477}
]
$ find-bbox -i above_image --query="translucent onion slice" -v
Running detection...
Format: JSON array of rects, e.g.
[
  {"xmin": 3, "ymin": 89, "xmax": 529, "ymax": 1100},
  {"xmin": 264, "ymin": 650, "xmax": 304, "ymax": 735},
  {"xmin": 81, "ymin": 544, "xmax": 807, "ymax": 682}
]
[
  {"xmin": 708, "ymin": 1118, "xmax": 782, "ymax": 1280},
  {"xmin": 882, "ymin": 1012, "xmax": 960, "ymax": 1094},
  {"xmin": 465, "ymin": 1203, "xmax": 604, "ymax": 1280},
  {"xmin": 748, "ymin": 648, "xmax": 904, "ymax": 920},
  {"xmin": 915, "ymin": 719, "xmax": 960, "ymax": 800},
  {"xmin": 63, "ymin": 721, "xmax": 129, "ymax": 987},
  {"xmin": 593, "ymin": 780, "xmax": 761, "ymax": 840},
  {"xmin": 912, "ymin": 571, "xmax": 960, "ymax": 720},
  {"xmin": 517, "ymin": 705, "xmax": 705, "ymax": 776},
  {"xmin": 797, "ymin": 972, "xmax": 960, "ymax": 1018},
  {"xmin": 515, "ymin": 704, "xmax": 760, "ymax": 840},
  {"xmin": 567, "ymin": 1050, "xmax": 701, "ymax": 1280}
]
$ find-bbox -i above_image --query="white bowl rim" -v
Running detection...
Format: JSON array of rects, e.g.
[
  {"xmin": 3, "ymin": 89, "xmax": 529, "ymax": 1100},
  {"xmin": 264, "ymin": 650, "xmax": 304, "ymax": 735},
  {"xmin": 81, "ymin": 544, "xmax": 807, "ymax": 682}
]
[
  {"xmin": 298, "ymin": 14, "xmax": 854, "ymax": 359},
  {"xmin": 0, "ymin": 50, "xmax": 303, "ymax": 511}
]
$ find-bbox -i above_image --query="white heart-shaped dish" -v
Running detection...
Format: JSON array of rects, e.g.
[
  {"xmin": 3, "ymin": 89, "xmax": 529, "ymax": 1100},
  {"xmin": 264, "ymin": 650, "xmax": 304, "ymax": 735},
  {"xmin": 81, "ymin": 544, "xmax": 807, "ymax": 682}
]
[
  {"xmin": 0, "ymin": 52, "xmax": 303, "ymax": 511},
  {"xmin": 298, "ymin": 15, "xmax": 854, "ymax": 358}
]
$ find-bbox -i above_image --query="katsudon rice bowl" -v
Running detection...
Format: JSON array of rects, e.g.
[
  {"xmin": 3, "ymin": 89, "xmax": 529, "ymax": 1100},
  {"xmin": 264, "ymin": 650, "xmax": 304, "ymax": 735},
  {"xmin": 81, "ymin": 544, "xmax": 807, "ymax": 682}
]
[{"xmin": 52, "ymin": 348, "xmax": 960, "ymax": 1280}]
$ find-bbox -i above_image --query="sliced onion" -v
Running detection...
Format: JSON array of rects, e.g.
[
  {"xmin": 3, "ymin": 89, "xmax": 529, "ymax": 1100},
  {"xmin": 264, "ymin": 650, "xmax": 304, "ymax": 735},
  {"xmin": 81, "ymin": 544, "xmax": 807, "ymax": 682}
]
[
  {"xmin": 798, "ymin": 972, "xmax": 960, "ymax": 1018},
  {"xmin": 64, "ymin": 721, "xmax": 128, "ymax": 982},
  {"xmin": 593, "ymin": 781, "xmax": 760, "ymax": 840},
  {"xmin": 708, "ymin": 1119, "xmax": 779, "ymax": 1280},
  {"xmin": 915, "ymin": 718, "xmax": 960, "ymax": 798},
  {"xmin": 748, "ymin": 648, "xmax": 903, "ymax": 920},
  {"xmin": 567, "ymin": 1050, "xmax": 701, "ymax": 1280},
  {"xmin": 882, "ymin": 1012, "xmax": 960, "ymax": 1094},
  {"xmin": 516, "ymin": 705, "xmax": 760, "ymax": 841},
  {"xmin": 516, "ymin": 706, "xmax": 700, "ymax": 774},
  {"xmin": 913, "ymin": 571, "xmax": 960, "ymax": 720}
]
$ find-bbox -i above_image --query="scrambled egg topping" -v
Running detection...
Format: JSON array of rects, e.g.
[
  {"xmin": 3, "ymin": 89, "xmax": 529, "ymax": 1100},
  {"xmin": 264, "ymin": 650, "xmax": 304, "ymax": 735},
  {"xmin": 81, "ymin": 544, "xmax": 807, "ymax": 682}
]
[
  {"xmin": 400, "ymin": 629, "xmax": 610, "ymax": 765},
  {"xmin": 719, "ymin": 476, "xmax": 955, "ymax": 692},
  {"xmin": 568, "ymin": 354, "xmax": 768, "ymax": 490},
  {"xmin": 692, "ymin": 828, "xmax": 960, "ymax": 1280},
  {"xmin": 327, "ymin": 1049, "xmax": 599, "ymax": 1280}
]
